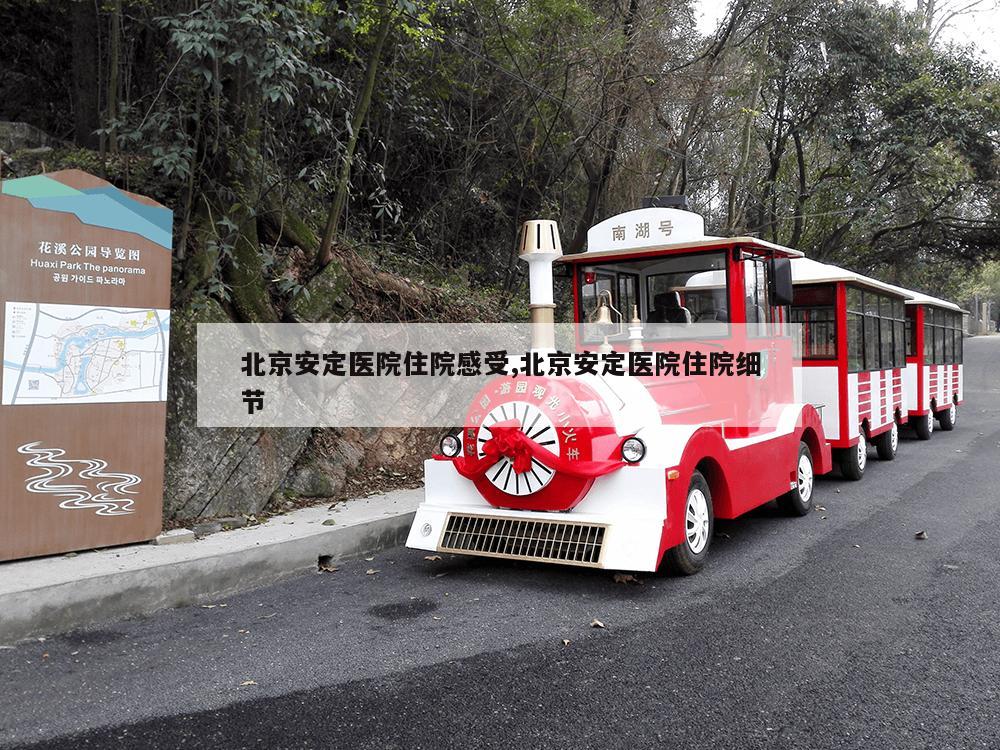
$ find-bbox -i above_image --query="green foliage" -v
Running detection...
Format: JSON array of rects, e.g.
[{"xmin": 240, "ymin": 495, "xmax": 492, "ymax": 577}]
[{"xmin": 4, "ymin": 0, "xmax": 1000, "ymax": 317}]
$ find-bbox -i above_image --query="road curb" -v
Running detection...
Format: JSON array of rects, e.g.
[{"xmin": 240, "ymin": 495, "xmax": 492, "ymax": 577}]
[{"xmin": 0, "ymin": 489, "xmax": 421, "ymax": 644}]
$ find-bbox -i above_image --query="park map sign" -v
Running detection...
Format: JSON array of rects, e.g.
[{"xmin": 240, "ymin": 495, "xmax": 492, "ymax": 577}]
[{"xmin": 0, "ymin": 170, "xmax": 171, "ymax": 561}]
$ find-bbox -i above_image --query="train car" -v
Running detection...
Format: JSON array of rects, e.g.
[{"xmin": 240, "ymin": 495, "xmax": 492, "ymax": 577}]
[
  {"xmin": 896, "ymin": 290, "xmax": 965, "ymax": 439},
  {"xmin": 789, "ymin": 258, "xmax": 911, "ymax": 480},
  {"xmin": 407, "ymin": 207, "xmax": 832, "ymax": 574}
]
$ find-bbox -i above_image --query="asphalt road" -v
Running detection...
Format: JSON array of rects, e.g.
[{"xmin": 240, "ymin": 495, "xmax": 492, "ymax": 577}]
[{"xmin": 3, "ymin": 337, "xmax": 1000, "ymax": 750}]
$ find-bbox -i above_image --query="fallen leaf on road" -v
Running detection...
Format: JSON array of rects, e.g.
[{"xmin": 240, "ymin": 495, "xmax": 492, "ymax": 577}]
[
  {"xmin": 201, "ymin": 604, "xmax": 217, "ymax": 609},
  {"xmin": 943, "ymin": 563, "xmax": 960, "ymax": 570},
  {"xmin": 322, "ymin": 519, "xmax": 336, "ymax": 526},
  {"xmin": 613, "ymin": 573, "xmax": 642, "ymax": 585},
  {"xmin": 366, "ymin": 568, "xmax": 379, "ymax": 575},
  {"xmin": 424, "ymin": 555, "xmax": 442, "ymax": 561},
  {"xmin": 364, "ymin": 556, "xmax": 375, "ymax": 562},
  {"xmin": 853, "ymin": 544, "xmax": 861, "ymax": 548},
  {"xmin": 240, "ymin": 680, "xmax": 257, "ymax": 687},
  {"xmin": 562, "ymin": 639, "xmax": 571, "ymax": 647},
  {"xmin": 318, "ymin": 561, "xmax": 339, "ymax": 573},
  {"xmin": 816, "ymin": 506, "xmax": 827, "ymax": 511},
  {"xmin": 590, "ymin": 618, "xmax": 605, "ymax": 629},
  {"xmin": 915, "ymin": 530, "xmax": 929, "ymax": 540}
]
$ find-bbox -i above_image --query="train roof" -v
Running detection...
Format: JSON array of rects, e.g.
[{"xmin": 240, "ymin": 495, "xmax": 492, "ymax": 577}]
[
  {"xmin": 790, "ymin": 258, "xmax": 911, "ymax": 299},
  {"xmin": 561, "ymin": 207, "xmax": 804, "ymax": 263},
  {"xmin": 563, "ymin": 236, "xmax": 805, "ymax": 263},
  {"xmin": 791, "ymin": 258, "xmax": 963, "ymax": 312},
  {"xmin": 884, "ymin": 284, "xmax": 964, "ymax": 312}
]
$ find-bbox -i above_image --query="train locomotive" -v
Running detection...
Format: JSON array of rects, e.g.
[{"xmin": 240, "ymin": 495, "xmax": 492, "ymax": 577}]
[{"xmin": 406, "ymin": 207, "xmax": 835, "ymax": 574}]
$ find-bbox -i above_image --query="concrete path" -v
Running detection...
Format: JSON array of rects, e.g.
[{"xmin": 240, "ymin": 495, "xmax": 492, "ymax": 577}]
[{"xmin": 0, "ymin": 489, "xmax": 421, "ymax": 644}]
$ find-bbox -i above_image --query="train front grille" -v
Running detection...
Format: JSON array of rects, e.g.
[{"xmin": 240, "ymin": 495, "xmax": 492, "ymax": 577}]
[{"xmin": 440, "ymin": 513, "xmax": 606, "ymax": 566}]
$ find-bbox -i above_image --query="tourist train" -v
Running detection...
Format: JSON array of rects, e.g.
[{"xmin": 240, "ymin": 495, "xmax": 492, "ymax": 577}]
[{"xmin": 406, "ymin": 206, "xmax": 964, "ymax": 573}]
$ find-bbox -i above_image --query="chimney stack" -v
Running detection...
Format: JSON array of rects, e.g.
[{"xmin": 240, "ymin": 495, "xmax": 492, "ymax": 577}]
[{"xmin": 518, "ymin": 219, "xmax": 562, "ymax": 350}]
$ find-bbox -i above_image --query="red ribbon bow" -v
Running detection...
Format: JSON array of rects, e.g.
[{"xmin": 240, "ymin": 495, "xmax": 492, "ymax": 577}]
[
  {"xmin": 441, "ymin": 420, "xmax": 631, "ymax": 481},
  {"xmin": 480, "ymin": 421, "xmax": 536, "ymax": 474}
]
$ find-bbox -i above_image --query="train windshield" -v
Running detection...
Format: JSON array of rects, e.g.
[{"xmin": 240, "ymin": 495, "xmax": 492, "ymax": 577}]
[{"xmin": 578, "ymin": 251, "xmax": 729, "ymax": 342}]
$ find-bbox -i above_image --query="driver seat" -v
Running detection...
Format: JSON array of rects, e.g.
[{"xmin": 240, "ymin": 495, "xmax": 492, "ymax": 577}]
[{"xmin": 649, "ymin": 291, "xmax": 692, "ymax": 324}]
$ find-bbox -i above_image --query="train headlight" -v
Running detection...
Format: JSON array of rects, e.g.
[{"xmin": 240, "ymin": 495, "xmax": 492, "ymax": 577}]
[
  {"xmin": 440, "ymin": 434, "xmax": 462, "ymax": 458},
  {"xmin": 621, "ymin": 437, "xmax": 646, "ymax": 464}
]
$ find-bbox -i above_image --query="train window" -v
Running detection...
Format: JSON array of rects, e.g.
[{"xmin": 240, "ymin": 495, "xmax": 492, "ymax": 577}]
[
  {"xmin": 864, "ymin": 314, "xmax": 880, "ymax": 370},
  {"xmin": 885, "ymin": 295, "xmax": 906, "ymax": 369},
  {"xmin": 743, "ymin": 258, "xmax": 773, "ymax": 336},
  {"xmin": 790, "ymin": 307, "xmax": 837, "ymax": 359},
  {"xmin": 617, "ymin": 273, "xmax": 638, "ymax": 319},
  {"xmin": 847, "ymin": 287, "xmax": 863, "ymax": 313},
  {"xmin": 581, "ymin": 272, "xmax": 615, "ymax": 314},
  {"xmin": 906, "ymin": 307, "xmax": 916, "ymax": 357},
  {"xmin": 848, "ymin": 312, "xmax": 864, "ymax": 372},
  {"xmin": 880, "ymin": 316, "xmax": 894, "ymax": 369},
  {"xmin": 846, "ymin": 286, "xmax": 863, "ymax": 372},
  {"xmin": 845, "ymin": 286, "xmax": 907, "ymax": 371},
  {"xmin": 921, "ymin": 306, "xmax": 962, "ymax": 365},
  {"xmin": 579, "ymin": 251, "xmax": 728, "ymax": 342},
  {"xmin": 790, "ymin": 285, "xmax": 837, "ymax": 360}
]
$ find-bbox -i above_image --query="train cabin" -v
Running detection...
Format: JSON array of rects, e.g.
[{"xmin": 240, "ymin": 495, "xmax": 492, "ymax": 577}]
[
  {"xmin": 896, "ymin": 289, "xmax": 964, "ymax": 439},
  {"xmin": 789, "ymin": 258, "xmax": 911, "ymax": 480}
]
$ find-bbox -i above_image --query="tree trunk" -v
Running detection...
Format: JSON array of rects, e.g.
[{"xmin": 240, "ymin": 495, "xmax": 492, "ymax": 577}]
[
  {"xmin": 564, "ymin": 0, "xmax": 640, "ymax": 255},
  {"xmin": 217, "ymin": 71, "xmax": 278, "ymax": 322},
  {"xmin": 107, "ymin": 0, "xmax": 122, "ymax": 156},
  {"xmin": 726, "ymin": 25, "xmax": 771, "ymax": 233},
  {"xmin": 789, "ymin": 129, "xmax": 807, "ymax": 248},
  {"xmin": 70, "ymin": 0, "xmax": 101, "ymax": 149},
  {"xmin": 318, "ymin": 7, "xmax": 394, "ymax": 267}
]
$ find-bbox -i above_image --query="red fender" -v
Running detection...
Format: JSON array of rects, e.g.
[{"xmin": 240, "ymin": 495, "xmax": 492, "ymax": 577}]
[{"xmin": 657, "ymin": 405, "xmax": 832, "ymax": 566}]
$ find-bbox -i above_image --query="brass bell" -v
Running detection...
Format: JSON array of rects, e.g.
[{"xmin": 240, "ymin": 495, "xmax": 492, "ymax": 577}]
[{"xmin": 593, "ymin": 300, "xmax": 613, "ymax": 325}]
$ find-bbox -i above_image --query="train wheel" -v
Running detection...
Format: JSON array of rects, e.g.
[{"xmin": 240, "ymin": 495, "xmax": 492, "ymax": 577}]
[
  {"xmin": 778, "ymin": 442, "xmax": 814, "ymax": 516},
  {"xmin": 938, "ymin": 403, "xmax": 957, "ymax": 431},
  {"xmin": 914, "ymin": 411, "xmax": 934, "ymax": 440},
  {"xmin": 664, "ymin": 471, "xmax": 713, "ymax": 576},
  {"xmin": 839, "ymin": 432, "xmax": 867, "ymax": 481},
  {"xmin": 875, "ymin": 421, "xmax": 899, "ymax": 461}
]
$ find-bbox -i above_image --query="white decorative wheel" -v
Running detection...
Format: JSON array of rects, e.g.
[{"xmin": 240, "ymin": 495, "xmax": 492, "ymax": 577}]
[
  {"xmin": 890, "ymin": 421, "xmax": 899, "ymax": 453},
  {"xmin": 685, "ymin": 487, "xmax": 711, "ymax": 554},
  {"xmin": 856, "ymin": 432, "xmax": 867, "ymax": 472},
  {"xmin": 797, "ymin": 451, "xmax": 814, "ymax": 504},
  {"xmin": 477, "ymin": 401, "xmax": 560, "ymax": 496}
]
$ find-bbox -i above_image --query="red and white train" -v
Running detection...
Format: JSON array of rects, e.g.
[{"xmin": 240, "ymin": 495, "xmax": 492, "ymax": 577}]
[
  {"xmin": 896, "ymin": 289, "xmax": 964, "ymax": 439},
  {"xmin": 406, "ymin": 208, "xmax": 965, "ymax": 573},
  {"xmin": 790, "ymin": 259, "xmax": 911, "ymax": 479}
]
